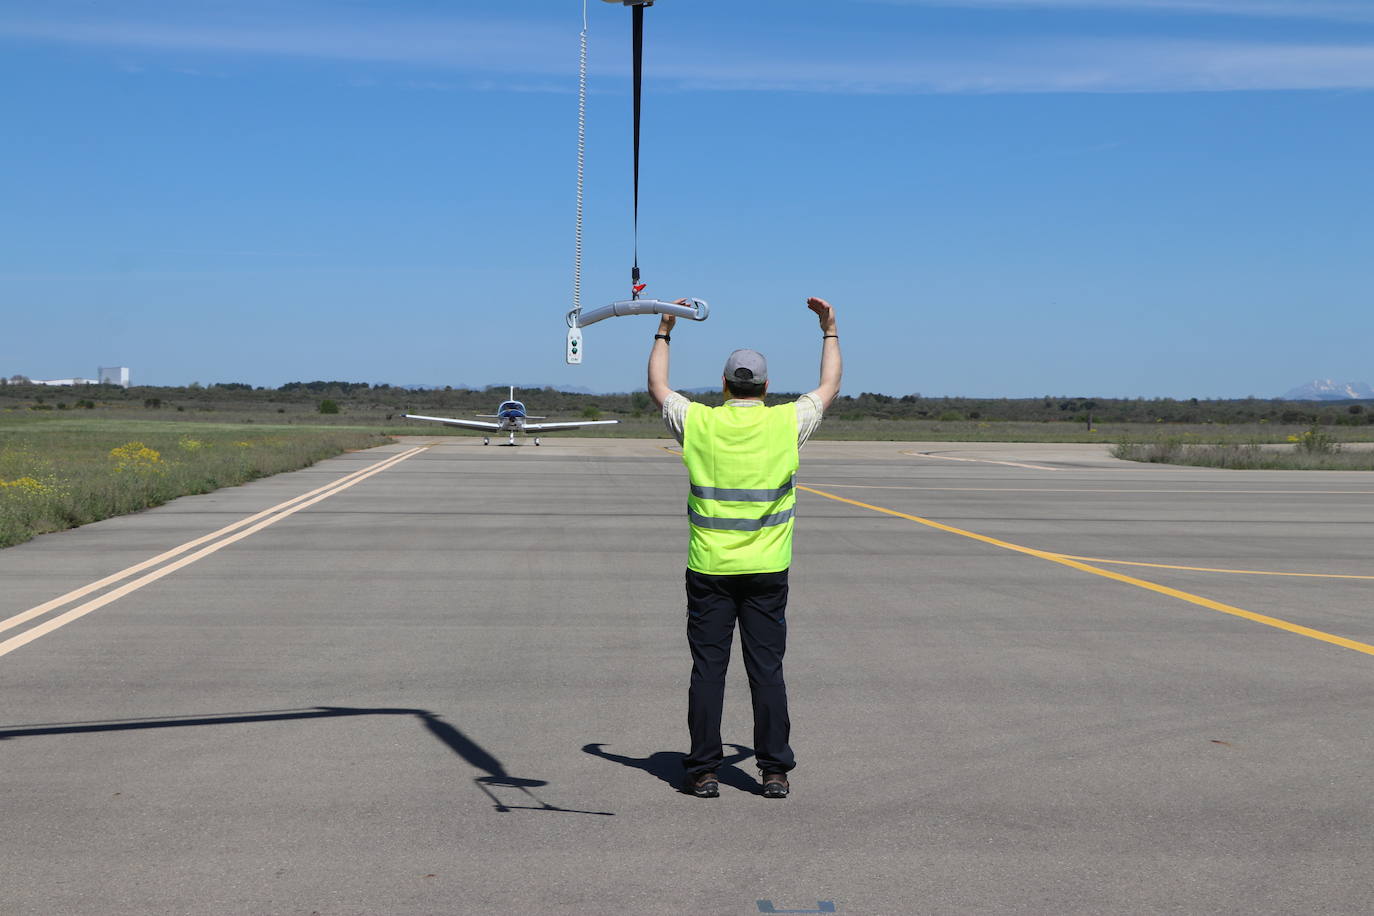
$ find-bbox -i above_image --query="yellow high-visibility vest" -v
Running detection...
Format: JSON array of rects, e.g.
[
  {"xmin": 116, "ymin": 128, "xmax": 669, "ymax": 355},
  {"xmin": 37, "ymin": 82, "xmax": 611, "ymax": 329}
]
[{"xmin": 682, "ymin": 400, "xmax": 799, "ymax": 575}]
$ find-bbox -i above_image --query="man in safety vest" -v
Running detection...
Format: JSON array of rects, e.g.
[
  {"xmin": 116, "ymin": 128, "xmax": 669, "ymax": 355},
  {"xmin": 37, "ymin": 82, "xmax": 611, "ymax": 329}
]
[{"xmin": 648, "ymin": 297, "xmax": 842, "ymax": 799}]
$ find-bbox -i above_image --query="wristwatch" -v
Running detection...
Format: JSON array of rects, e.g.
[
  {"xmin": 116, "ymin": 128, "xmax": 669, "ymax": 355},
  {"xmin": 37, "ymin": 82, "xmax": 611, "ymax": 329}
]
[{"xmin": 655, "ymin": 333, "xmax": 671, "ymax": 343}]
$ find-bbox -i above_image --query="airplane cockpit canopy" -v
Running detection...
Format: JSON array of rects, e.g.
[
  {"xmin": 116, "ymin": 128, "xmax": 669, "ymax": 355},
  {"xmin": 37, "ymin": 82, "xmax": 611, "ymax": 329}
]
[{"xmin": 498, "ymin": 401, "xmax": 525, "ymax": 414}]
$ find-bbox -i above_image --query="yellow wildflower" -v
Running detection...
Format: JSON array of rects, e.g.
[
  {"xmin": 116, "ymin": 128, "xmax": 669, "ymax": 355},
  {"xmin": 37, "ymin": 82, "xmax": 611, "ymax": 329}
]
[
  {"xmin": 110, "ymin": 441, "xmax": 164, "ymax": 473},
  {"xmin": 0, "ymin": 476, "xmax": 53, "ymax": 496}
]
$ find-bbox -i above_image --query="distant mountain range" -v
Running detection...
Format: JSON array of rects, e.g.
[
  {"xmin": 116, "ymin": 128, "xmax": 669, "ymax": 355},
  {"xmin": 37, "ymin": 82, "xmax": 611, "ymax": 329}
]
[{"xmin": 1283, "ymin": 379, "xmax": 1374, "ymax": 400}]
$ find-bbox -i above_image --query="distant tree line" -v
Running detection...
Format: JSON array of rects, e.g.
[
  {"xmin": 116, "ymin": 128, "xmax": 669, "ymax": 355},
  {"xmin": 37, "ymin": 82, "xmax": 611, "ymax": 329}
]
[{"xmin": 6, "ymin": 380, "xmax": 1374, "ymax": 426}]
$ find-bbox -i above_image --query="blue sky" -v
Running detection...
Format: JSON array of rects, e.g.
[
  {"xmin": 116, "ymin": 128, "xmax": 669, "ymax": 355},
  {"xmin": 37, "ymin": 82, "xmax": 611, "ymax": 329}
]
[{"xmin": 2, "ymin": 0, "xmax": 1371, "ymax": 397}]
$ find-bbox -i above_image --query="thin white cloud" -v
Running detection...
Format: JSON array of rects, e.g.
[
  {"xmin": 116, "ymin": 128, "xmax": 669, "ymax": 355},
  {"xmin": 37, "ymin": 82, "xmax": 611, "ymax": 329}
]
[
  {"xmin": 0, "ymin": 16, "xmax": 574, "ymax": 74},
  {"xmin": 2, "ymin": 15, "xmax": 1373, "ymax": 94},
  {"xmin": 654, "ymin": 37, "xmax": 1374, "ymax": 93},
  {"xmin": 860, "ymin": 0, "xmax": 1374, "ymax": 23}
]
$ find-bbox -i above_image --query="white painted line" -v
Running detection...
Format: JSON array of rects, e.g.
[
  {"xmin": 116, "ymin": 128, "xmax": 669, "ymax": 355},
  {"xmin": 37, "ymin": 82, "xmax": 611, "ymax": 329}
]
[
  {"xmin": 0, "ymin": 446, "xmax": 427, "ymax": 658},
  {"xmin": 900, "ymin": 451, "xmax": 1063, "ymax": 471},
  {"xmin": 0, "ymin": 445, "xmax": 424, "ymax": 639}
]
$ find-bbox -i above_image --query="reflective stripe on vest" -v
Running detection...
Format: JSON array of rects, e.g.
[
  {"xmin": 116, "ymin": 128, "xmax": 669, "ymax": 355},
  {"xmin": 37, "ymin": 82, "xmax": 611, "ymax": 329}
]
[
  {"xmin": 682, "ymin": 400, "xmax": 799, "ymax": 575},
  {"xmin": 688, "ymin": 506, "xmax": 796, "ymax": 531},
  {"xmin": 689, "ymin": 478, "xmax": 795, "ymax": 502}
]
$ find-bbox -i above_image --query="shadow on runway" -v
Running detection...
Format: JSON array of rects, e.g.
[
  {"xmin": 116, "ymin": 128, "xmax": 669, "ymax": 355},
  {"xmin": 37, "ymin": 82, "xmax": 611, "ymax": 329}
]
[
  {"xmin": 582, "ymin": 742, "xmax": 762, "ymax": 795},
  {"xmin": 0, "ymin": 705, "xmax": 614, "ymax": 816},
  {"xmin": 418, "ymin": 713, "xmax": 614, "ymax": 815}
]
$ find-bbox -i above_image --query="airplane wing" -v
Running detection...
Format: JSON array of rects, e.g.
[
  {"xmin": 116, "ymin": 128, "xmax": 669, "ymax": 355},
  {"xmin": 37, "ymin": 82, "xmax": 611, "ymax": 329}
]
[
  {"xmin": 402, "ymin": 414, "xmax": 502, "ymax": 431},
  {"xmin": 522, "ymin": 420, "xmax": 620, "ymax": 432}
]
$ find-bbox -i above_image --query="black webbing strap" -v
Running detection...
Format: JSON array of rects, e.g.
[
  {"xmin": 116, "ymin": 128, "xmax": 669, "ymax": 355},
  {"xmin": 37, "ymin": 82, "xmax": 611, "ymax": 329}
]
[{"xmin": 631, "ymin": 2, "xmax": 644, "ymax": 297}]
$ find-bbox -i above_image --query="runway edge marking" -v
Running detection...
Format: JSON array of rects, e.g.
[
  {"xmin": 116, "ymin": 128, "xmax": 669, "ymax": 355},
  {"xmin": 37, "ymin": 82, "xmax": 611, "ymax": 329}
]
[
  {"xmin": 0, "ymin": 445, "xmax": 426, "ymax": 638},
  {"xmin": 798, "ymin": 484, "xmax": 1374, "ymax": 659},
  {"xmin": 0, "ymin": 445, "xmax": 429, "ymax": 658}
]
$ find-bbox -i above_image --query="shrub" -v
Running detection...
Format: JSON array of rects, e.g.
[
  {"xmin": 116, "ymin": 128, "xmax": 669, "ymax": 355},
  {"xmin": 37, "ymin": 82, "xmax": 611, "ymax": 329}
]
[
  {"xmin": 319, "ymin": 399, "xmax": 340, "ymax": 415},
  {"xmin": 1289, "ymin": 425, "xmax": 1339, "ymax": 454}
]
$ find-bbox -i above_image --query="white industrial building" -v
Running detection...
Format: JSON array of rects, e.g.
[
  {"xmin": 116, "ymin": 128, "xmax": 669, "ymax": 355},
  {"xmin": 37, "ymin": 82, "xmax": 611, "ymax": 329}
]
[
  {"xmin": 27, "ymin": 366, "xmax": 131, "ymax": 388},
  {"xmin": 31, "ymin": 377, "xmax": 100, "ymax": 386},
  {"xmin": 99, "ymin": 366, "xmax": 131, "ymax": 387}
]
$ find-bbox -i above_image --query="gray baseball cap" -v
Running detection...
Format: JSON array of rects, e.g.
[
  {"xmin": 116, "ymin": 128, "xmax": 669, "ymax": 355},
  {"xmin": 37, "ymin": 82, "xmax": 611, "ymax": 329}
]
[{"xmin": 723, "ymin": 349, "xmax": 768, "ymax": 384}]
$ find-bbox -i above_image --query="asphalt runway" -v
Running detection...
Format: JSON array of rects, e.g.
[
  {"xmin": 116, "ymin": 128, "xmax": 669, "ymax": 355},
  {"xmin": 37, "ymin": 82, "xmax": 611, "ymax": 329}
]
[{"xmin": 4, "ymin": 436, "xmax": 1374, "ymax": 915}]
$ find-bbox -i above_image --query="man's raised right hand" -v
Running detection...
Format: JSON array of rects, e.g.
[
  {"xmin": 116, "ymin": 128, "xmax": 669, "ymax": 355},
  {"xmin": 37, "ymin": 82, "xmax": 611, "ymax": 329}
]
[{"xmin": 807, "ymin": 297, "xmax": 837, "ymax": 333}]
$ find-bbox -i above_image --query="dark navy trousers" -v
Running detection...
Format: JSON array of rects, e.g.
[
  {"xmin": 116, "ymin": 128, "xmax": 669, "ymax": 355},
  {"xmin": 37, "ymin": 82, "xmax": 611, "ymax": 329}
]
[{"xmin": 683, "ymin": 568, "xmax": 795, "ymax": 778}]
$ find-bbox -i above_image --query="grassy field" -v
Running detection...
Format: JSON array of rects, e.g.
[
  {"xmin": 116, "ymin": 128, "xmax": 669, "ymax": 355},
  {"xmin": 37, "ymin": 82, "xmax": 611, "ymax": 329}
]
[
  {"xmin": 5, "ymin": 406, "xmax": 1372, "ymax": 550},
  {"xmin": 0, "ymin": 415, "xmax": 391, "ymax": 548},
  {"xmin": 1113, "ymin": 427, "xmax": 1374, "ymax": 470},
  {"xmin": 11, "ymin": 382, "xmax": 1374, "ymax": 444}
]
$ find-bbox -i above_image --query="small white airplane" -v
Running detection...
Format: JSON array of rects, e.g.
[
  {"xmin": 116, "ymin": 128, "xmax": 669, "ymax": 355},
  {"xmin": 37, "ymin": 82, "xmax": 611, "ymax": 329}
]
[{"xmin": 403, "ymin": 387, "xmax": 619, "ymax": 446}]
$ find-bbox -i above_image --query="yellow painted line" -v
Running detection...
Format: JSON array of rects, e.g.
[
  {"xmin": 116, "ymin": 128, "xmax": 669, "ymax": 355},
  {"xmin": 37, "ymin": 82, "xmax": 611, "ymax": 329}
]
[
  {"xmin": 900, "ymin": 451, "xmax": 1062, "ymax": 471},
  {"xmin": 0, "ymin": 445, "xmax": 428, "ymax": 658},
  {"xmin": 808, "ymin": 482, "xmax": 1374, "ymax": 496},
  {"xmin": 1047, "ymin": 555, "xmax": 1374, "ymax": 580},
  {"xmin": 798, "ymin": 484, "xmax": 1374, "ymax": 658}
]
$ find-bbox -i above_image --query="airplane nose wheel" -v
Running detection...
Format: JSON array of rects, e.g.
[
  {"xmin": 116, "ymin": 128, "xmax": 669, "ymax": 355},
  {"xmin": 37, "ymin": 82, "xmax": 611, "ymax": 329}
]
[
  {"xmin": 534, "ymin": 438, "xmax": 541, "ymax": 447},
  {"xmin": 482, "ymin": 437, "xmax": 490, "ymax": 446}
]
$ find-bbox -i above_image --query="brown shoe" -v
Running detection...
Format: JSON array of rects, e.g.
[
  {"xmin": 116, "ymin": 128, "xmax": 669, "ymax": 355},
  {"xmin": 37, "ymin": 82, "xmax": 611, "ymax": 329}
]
[
  {"xmin": 685, "ymin": 772, "xmax": 719, "ymax": 798},
  {"xmin": 761, "ymin": 772, "xmax": 790, "ymax": 799}
]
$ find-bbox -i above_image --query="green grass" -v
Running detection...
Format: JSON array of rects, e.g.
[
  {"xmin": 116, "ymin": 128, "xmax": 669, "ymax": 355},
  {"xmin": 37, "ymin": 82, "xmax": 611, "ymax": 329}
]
[
  {"xmin": 1113, "ymin": 428, "xmax": 1374, "ymax": 470},
  {"xmin": 0, "ymin": 416, "xmax": 392, "ymax": 548},
  {"xmin": 12, "ymin": 390, "xmax": 1374, "ymax": 445}
]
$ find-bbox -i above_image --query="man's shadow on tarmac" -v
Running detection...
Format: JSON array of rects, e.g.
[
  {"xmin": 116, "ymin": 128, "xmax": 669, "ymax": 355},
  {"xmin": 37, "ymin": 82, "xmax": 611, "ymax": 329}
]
[
  {"xmin": 582, "ymin": 742, "xmax": 763, "ymax": 795},
  {"xmin": 0, "ymin": 706, "xmax": 613, "ymax": 816}
]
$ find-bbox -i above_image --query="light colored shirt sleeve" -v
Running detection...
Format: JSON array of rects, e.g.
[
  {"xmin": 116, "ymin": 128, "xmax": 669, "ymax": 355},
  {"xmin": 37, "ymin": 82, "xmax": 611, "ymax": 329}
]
[
  {"xmin": 795, "ymin": 392, "xmax": 825, "ymax": 447},
  {"xmin": 662, "ymin": 391, "xmax": 691, "ymax": 444}
]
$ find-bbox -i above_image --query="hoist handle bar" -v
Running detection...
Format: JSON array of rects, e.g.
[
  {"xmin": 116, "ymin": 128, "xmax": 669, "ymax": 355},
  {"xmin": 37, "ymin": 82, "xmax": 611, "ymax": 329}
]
[{"xmin": 567, "ymin": 297, "xmax": 709, "ymax": 329}]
